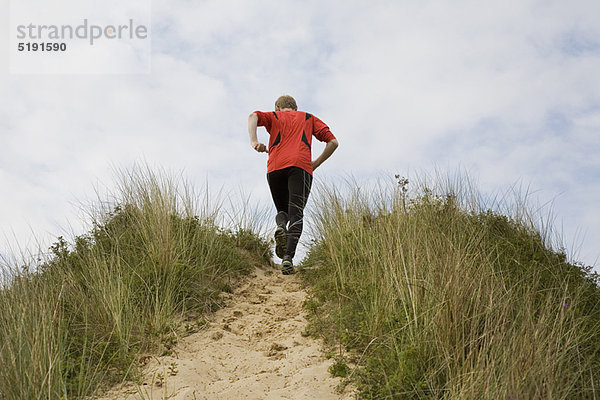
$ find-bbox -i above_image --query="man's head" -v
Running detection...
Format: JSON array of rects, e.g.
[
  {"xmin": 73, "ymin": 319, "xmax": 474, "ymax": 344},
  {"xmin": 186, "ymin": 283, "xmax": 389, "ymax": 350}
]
[{"xmin": 275, "ymin": 95, "xmax": 297, "ymax": 111}]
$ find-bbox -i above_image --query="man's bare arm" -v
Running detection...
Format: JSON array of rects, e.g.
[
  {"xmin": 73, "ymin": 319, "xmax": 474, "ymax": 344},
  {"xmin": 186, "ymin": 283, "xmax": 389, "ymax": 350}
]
[
  {"xmin": 248, "ymin": 113, "xmax": 267, "ymax": 153},
  {"xmin": 312, "ymin": 139, "xmax": 339, "ymax": 171}
]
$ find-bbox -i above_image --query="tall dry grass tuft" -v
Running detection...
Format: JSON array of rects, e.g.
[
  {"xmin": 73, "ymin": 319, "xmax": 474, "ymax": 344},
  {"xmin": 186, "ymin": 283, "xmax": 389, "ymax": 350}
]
[
  {"xmin": 302, "ymin": 172, "xmax": 600, "ymax": 399},
  {"xmin": 0, "ymin": 165, "xmax": 271, "ymax": 399}
]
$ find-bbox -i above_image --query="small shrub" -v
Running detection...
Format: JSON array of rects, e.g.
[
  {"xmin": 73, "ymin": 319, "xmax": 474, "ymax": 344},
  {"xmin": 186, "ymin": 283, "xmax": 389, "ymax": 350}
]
[{"xmin": 329, "ymin": 356, "xmax": 350, "ymax": 378}]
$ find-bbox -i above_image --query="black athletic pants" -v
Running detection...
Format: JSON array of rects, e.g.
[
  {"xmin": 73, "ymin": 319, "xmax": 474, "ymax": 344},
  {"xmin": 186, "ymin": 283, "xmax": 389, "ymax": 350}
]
[{"xmin": 267, "ymin": 166, "xmax": 313, "ymax": 259}]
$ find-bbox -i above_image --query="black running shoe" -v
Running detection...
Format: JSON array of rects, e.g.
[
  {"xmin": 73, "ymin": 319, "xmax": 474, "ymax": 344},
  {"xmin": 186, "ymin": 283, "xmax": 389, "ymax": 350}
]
[
  {"xmin": 281, "ymin": 255, "xmax": 295, "ymax": 275},
  {"xmin": 274, "ymin": 226, "xmax": 287, "ymax": 259}
]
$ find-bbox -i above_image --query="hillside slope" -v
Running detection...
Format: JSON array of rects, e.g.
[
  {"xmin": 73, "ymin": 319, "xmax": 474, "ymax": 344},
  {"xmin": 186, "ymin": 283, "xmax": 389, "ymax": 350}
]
[
  {"xmin": 300, "ymin": 176, "xmax": 600, "ymax": 399},
  {"xmin": 2, "ymin": 169, "xmax": 598, "ymax": 400}
]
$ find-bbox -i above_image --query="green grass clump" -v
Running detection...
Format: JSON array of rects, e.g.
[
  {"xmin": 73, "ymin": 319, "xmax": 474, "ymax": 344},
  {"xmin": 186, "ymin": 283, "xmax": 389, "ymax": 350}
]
[
  {"xmin": 301, "ymin": 174, "xmax": 600, "ymax": 399},
  {"xmin": 0, "ymin": 167, "xmax": 271, "ymax": 400}
]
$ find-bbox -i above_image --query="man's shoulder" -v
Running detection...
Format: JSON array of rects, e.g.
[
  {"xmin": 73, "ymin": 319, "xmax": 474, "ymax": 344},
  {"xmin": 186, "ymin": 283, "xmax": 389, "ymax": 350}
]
[
  {"xmin": 287, "ymin": 110, "xmax": 318, "ymax": 120},
  {"xmin": 275, "ymin": 110, "xmax": 310, "ymax": 118},
  {"xmin": 276, "ymin": 110, "xmax": 324, "ymax": 123}
]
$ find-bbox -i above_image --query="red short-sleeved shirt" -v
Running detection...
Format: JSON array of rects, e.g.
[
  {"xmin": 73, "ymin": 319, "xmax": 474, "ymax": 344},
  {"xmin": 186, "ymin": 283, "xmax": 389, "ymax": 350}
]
[{"xmin": 254, "ymin": 110, "xmax": 336, "ymax": 175}]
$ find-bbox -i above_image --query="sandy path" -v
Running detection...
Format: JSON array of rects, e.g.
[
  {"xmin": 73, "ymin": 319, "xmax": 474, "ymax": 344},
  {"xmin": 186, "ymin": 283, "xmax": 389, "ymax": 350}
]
[{"xmin": 98, "ymin": 264, "xmax": 355, "ymax": 400}]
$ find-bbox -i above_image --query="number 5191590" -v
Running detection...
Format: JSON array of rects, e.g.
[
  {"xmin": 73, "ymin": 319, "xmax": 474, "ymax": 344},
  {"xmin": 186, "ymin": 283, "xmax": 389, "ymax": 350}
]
[{"xmin": 18, "ymin": 42, "xmax": 67, "ymax": 51}]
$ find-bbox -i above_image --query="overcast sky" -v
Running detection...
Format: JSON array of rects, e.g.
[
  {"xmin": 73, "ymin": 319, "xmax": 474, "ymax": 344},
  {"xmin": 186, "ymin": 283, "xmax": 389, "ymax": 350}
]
[{"xmin": 1, "ymin": 0, "xmax": 599, "ymax": 269}]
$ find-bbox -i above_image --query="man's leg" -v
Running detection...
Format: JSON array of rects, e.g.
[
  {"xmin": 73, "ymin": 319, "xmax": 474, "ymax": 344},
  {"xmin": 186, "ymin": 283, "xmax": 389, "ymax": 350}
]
[
  {"xmin": 285, "ymin": 167, "xmax": 313, "ymax": 260},
  {"xmin": 267, "ymin": 169, "xmax": 289, "ymax": 213},
  {"xmin": 267, "ymin": 169, "xmax": 290, "ymax": 259}
]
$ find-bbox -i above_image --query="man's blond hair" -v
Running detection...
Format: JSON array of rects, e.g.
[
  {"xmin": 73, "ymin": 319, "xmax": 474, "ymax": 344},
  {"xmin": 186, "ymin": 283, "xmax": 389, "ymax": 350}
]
[{"xmin": 275, "ymin": 95, "xmax": 297, "ymax": 111}]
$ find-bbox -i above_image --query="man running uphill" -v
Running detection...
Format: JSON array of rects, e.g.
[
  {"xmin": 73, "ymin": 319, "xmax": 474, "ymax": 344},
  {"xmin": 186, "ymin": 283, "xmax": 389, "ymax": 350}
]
[{"xmin": 248, "ymin": 95, "xmax": 338, "ymax": 275}]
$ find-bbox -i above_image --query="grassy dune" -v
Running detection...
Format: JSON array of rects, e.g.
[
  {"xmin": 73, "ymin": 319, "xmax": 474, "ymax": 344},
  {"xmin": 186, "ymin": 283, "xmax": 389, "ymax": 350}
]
[
  {"xmin": 0, "ymin": 167, "xmax": 271, "ymax": 399},
  {"xmin": 301, "ymin": 174, "xmax": 600, "ymax": 399},
  {"xmin": 1, "ymin": 169, "xmax": 598, "ymax": 399}
]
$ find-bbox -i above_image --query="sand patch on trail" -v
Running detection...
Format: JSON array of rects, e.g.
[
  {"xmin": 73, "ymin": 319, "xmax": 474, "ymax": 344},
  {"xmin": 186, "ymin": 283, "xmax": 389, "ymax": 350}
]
[{"xmin": 97, "ymin": 264, "xmax": 356, "ymax": 400}]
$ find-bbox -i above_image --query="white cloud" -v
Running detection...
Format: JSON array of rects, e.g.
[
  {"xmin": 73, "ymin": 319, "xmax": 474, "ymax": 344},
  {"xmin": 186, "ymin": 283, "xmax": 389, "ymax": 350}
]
[{"xmin": 0, "ymin": 0, "xmax": 599, "ymax": 268}]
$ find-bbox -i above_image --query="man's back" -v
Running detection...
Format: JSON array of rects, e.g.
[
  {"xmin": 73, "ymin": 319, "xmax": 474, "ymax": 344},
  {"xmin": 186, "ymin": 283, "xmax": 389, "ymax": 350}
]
[{"xmin": 254, "ymin": 110, "xmax": 334, "ymax": 175}]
